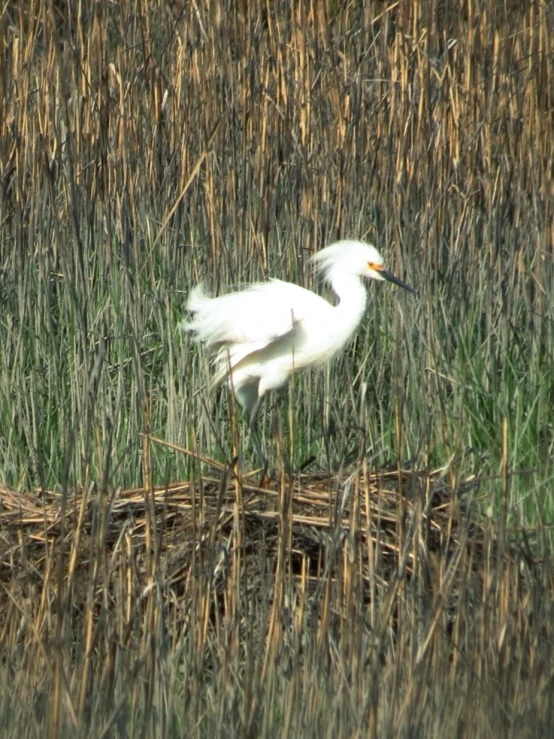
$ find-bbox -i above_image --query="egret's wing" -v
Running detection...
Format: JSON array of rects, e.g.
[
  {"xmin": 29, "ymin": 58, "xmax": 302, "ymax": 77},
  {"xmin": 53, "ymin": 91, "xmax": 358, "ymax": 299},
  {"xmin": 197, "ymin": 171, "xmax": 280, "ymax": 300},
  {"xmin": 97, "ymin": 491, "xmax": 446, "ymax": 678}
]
[
  {"xmin": 184, "ymin": 279, "xmax": 326, "ymax": 349},
  {"xmin": 184, "ymin": 278, "xmax": 329, "ymax": 389}
]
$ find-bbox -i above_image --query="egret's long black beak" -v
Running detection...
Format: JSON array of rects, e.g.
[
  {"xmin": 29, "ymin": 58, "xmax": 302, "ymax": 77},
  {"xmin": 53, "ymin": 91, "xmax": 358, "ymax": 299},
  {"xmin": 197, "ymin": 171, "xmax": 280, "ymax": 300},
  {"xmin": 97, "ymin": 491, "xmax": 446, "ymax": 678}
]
[{"xmin": 379, "ymin": 268, "xmax": 416, "ymax": 295}]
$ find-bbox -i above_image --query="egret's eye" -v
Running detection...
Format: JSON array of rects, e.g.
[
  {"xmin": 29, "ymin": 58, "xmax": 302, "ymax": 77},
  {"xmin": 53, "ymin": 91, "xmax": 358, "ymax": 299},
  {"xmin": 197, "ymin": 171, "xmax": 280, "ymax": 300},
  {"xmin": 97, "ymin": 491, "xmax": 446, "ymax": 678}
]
[{"xmin": 368, "ymin": 262, "xmax": 383, "ymax": 271}]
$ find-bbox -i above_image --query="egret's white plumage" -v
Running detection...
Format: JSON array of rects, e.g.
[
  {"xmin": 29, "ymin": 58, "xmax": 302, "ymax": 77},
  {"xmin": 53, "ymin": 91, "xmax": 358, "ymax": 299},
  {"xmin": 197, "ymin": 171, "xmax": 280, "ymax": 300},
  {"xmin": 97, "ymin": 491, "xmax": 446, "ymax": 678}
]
[{"xmin": 183, "ymin": 239, "xmax": 414, "ymax": 463}]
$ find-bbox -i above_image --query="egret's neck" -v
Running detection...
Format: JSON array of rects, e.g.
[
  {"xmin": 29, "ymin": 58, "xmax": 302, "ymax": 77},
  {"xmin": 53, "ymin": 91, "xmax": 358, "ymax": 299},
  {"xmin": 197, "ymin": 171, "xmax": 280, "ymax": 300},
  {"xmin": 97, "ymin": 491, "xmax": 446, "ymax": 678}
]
[{"xmin": 329, "ymin": 273, "xmax": 368, "ymax": 337}]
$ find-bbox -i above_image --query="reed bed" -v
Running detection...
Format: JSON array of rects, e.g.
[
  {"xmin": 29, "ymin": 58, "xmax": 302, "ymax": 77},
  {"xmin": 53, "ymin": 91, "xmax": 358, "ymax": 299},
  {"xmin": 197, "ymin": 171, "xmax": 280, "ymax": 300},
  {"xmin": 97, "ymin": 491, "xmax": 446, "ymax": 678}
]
[
  {"xmin": 1, "ymin": 441, "xmax": 552, "ymax": 736},
  {"xmin": 1, "ymin": 0, "xmax": 554, "ymax": 735}
]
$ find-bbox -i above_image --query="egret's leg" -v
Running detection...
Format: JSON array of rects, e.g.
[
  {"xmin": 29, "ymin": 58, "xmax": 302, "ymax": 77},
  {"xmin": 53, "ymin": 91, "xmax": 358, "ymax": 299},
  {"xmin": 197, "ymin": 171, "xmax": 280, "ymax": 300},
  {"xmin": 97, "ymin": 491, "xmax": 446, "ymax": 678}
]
[
  {"xmin": 249, "ymin": 396, "xmax": 266, "ymax": 467},
  {"xmin": 271, "ymin": 398, "xmax": 294, "ymax": 476},
  {"xmin": 235, "ymin": 382, "xmax": 266, "ymax": 467}
]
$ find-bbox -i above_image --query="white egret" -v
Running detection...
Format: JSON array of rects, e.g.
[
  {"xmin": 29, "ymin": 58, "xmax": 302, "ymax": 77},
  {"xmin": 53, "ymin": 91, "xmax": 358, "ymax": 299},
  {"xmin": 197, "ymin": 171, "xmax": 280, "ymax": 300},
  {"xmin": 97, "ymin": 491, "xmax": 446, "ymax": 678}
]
[{"xmin": 183, "ymin": 240, "xmax": 415, "ymax": 464}]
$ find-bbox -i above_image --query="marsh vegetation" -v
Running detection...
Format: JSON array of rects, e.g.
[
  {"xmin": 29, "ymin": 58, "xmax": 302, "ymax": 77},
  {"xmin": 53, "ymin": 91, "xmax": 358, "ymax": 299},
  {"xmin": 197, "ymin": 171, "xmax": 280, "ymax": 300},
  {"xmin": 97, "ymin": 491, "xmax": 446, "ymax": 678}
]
[{"xmin": 1, "ymin": 1, "xmax": 553, "ymax": 735}]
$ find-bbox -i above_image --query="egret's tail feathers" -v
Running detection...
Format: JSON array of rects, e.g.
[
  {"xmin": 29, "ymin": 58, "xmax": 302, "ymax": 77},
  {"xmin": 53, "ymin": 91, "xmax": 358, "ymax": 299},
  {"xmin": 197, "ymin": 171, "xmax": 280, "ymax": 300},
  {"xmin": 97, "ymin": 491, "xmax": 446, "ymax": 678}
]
[
  {"xmin": 210, "ymin": 349, "xmax": 231, "ymax": 391},
  {"xmin": 209, "ymin": 340, "xmax": 269, "ymax": 394},
  {"xmin": 210, "ymin": 345, "xmax": 249, "ymax": 391},
  {"xmin": 181, "ymin": 283, "xmax": 210, "ymax": 333},
  {"xmin": 186, "ymin": 283, "xmax": 209, "ymax": 313}
]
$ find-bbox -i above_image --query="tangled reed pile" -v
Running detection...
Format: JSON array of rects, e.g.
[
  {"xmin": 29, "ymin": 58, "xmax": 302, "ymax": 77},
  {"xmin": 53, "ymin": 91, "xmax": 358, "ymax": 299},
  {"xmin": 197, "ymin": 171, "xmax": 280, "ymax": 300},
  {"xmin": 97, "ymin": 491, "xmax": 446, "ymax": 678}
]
[
  {"xmin": 2, "ymin": 441, "xmax": 551, "ymax": 736},
  {"xmin": 0, "ymin": 441, "xmax": 530, "ymax": 629}
]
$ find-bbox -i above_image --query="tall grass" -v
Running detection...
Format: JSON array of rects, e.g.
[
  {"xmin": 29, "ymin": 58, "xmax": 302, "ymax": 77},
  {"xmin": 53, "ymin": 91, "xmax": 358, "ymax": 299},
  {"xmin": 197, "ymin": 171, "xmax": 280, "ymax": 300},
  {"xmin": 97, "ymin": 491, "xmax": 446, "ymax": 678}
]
[
  {"xmin": 1, "ymin": 1, "xmax": 553, "ymax": 502},
  {"xmin": 1, "ymin": 0, "xmax": 553, "ymax": 735}
]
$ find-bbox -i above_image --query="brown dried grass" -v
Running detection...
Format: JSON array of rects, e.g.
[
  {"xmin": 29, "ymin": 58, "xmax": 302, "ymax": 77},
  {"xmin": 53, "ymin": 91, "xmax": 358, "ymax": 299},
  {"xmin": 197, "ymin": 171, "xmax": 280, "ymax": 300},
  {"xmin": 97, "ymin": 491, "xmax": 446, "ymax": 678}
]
[{"xmin": 1, "ymin": 436, "xmax": 551, "ymax": 736}]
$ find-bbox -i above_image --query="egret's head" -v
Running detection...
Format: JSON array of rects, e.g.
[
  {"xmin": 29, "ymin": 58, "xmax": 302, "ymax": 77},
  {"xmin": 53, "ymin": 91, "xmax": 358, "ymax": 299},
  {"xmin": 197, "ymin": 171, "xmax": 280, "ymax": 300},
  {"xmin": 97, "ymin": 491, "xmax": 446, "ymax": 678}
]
[{"xmin": 311, "ymin": 240, "xmax": 415, "ymax": 294}]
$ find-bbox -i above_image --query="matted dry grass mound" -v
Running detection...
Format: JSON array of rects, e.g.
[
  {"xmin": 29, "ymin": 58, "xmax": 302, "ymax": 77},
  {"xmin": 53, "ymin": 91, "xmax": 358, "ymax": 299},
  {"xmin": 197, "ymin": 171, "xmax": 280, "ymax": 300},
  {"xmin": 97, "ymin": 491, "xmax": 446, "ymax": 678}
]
[
  {"xmin": 1, "ymin": 445, "xmax": 552, "ymax": 737},
  {"xmin": 0, "ymin": 448, "xmax": 531, "ymax": 626}
]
